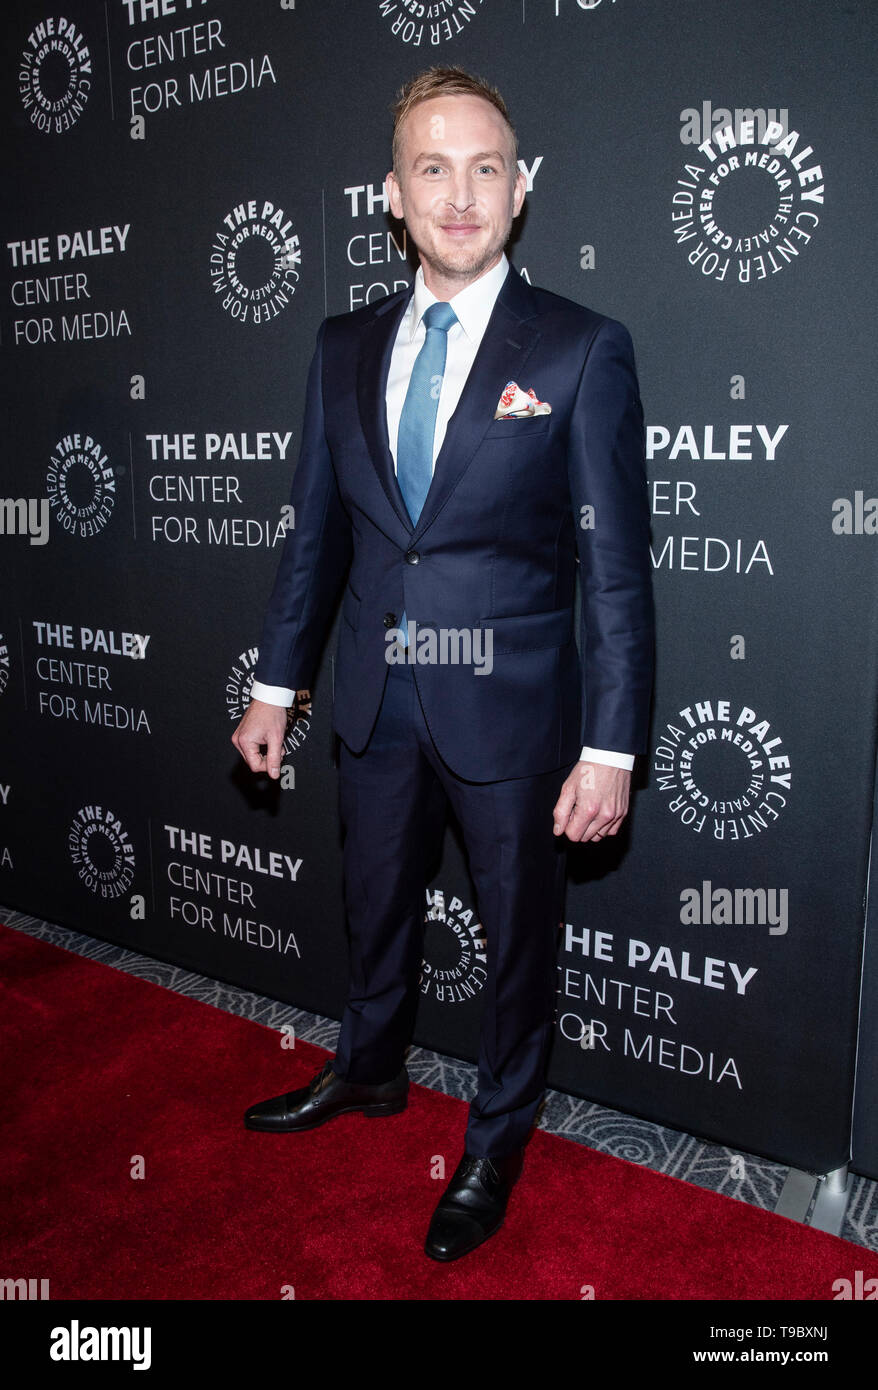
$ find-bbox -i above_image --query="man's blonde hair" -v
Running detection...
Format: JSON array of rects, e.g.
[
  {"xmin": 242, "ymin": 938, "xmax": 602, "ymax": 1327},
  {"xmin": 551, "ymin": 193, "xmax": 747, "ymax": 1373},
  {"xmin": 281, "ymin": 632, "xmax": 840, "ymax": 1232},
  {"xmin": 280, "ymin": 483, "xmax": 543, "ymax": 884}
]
[{"xmin": 391, "ymin": 65, "xmax": 518, "ymax": 174}]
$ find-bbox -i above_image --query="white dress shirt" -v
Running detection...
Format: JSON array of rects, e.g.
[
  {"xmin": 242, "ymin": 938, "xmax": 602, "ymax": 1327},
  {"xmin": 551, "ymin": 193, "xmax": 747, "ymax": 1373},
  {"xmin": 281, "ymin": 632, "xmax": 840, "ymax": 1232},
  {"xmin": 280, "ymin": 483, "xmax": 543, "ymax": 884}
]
[{"xmin": 251, "ymin": 253, "xmax": 634, "ymax": 772}]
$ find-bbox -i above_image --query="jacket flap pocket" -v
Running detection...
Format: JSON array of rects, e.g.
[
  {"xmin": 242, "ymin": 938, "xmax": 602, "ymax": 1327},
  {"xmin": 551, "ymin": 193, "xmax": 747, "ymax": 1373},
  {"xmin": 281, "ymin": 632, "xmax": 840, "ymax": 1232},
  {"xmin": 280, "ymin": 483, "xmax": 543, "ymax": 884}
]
[{"xmin": 479, "ymin": 606, "xmax": 572, "ymax": 653}]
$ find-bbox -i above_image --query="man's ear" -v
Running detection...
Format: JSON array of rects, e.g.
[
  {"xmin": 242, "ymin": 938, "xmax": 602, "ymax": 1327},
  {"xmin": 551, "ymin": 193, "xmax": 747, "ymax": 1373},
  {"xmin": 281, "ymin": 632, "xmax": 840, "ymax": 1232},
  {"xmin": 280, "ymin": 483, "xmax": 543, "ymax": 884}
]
[
  {"xmin": 386, "ymin": 170, "xmax": 404, "ymax": 220},
  {"xmin": 512, "ymin": 167, "xmax": 526, "ymax": 218}
]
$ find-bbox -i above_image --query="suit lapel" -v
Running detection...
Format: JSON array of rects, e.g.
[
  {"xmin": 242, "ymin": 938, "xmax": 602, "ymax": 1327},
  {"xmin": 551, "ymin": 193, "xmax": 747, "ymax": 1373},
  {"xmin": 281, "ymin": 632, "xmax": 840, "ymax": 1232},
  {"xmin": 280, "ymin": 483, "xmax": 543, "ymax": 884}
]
[
  {"xmin": 356, "ymin": 285, "xmax": 415, "ymax": 536},
  {"xmin": 412, "ymin": 267, "xmax": 541, "ymax": 541},
  {"xmin": 355, "ymin": 266, "xmax": 542, "ymax": 542}
]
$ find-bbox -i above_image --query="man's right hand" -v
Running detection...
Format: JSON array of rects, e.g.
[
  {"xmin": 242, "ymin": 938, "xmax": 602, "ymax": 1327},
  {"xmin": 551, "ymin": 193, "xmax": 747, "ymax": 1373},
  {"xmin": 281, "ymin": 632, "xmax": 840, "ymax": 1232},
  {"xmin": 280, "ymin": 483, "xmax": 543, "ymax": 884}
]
[{"xmin": 231, "ymin": 698, "xmax": 288, "ymax": 780}]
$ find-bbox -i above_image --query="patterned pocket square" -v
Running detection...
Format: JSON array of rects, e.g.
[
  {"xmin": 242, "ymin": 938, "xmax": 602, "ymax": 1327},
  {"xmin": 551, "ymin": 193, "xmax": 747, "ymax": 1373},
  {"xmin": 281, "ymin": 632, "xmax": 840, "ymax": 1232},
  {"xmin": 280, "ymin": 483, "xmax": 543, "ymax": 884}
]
[{"xmin": 494, "ymin": 381, "xmax": 552, "ymax": 419}]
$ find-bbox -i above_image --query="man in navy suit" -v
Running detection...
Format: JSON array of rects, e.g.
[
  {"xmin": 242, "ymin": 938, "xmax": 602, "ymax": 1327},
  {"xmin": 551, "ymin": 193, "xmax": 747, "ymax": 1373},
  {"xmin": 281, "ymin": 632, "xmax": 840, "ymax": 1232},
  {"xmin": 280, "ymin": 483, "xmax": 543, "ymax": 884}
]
[{"xmin": 232, "ymin": 66, "xmax": 654, "ymax": 1262}]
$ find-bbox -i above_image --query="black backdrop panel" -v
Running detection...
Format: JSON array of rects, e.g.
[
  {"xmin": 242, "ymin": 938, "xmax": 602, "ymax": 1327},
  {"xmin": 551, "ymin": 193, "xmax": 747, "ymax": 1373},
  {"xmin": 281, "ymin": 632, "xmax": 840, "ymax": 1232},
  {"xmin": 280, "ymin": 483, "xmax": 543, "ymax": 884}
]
[
  {"xmin": 852, "ymin": 751, "xmax": 878, "ymax": 1182},
  {"xmin": 2, "ymin": 0, "xmax": 877, "ymax": 1177}
]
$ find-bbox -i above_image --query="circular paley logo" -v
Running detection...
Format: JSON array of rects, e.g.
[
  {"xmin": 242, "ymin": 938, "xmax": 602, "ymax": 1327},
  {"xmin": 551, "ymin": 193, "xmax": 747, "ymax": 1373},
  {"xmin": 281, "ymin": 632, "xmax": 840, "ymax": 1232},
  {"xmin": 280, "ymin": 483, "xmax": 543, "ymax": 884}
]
[
  {"xmin": 653, "ymin": 698, "xmax": 791, "ymax": 839},
  {"xmin": 19, "ymin": 16, "xmax": 92, "ymax": 134},
  {"xmin": 671, "ymin": 114, "xmax": 824, "ymax": 284},
  {"xmin": 420, "ymin": 887, "xmax": 487, "ymax": 1005},
  {"xmin": 0, "ymin": 633, "xmax": 10, "ymax": 697},
  {"xmin": 377, "ymin": 0, "xmax": 487, "ymax": 46},
  {"xmin": 210, "ymin": 200, "xmax": 301, "ymax": 324},
  {"xmin": 46, "ymin": 435, "xmax": 115, "ymax": 538},
  {"xmin": 68, "ymin": 805, "xmax": 135, "ymax": 898},
  {"xmin": 225, "ymin": 649, "xmax": 311, "ymax": 759}
]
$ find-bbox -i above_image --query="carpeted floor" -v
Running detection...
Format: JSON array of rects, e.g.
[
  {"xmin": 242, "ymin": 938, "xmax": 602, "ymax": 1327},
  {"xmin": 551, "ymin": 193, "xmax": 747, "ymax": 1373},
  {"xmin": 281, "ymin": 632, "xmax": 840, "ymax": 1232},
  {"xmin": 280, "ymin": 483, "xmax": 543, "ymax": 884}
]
[
  {"xmin": 3, "ymin": 920, "xmax": 877, "ymax": 1300},
  {"xmin": 4, "ymin": 905, "xmax": 877, "ymax": 1255}
]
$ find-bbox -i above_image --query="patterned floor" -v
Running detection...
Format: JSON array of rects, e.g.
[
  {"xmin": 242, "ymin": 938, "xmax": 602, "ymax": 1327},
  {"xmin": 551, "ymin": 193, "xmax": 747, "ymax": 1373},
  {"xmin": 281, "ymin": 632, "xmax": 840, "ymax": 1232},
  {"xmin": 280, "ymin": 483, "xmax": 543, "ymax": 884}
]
[{"xmin": 4, "ymin": 905, "xmax": 877, "ymax": 1255}]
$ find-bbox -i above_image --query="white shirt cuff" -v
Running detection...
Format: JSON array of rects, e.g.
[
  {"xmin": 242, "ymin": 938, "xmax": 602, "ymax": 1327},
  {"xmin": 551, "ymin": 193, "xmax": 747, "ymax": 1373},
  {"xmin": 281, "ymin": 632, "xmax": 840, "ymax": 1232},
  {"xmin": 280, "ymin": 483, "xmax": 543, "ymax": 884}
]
[
  {"xmin": 250, "ymin": 680, "xmax": 295, "ymax": 708},
  {"xmin": 580, "ymin": 746, "xmax": 635, "ymax": 771}
]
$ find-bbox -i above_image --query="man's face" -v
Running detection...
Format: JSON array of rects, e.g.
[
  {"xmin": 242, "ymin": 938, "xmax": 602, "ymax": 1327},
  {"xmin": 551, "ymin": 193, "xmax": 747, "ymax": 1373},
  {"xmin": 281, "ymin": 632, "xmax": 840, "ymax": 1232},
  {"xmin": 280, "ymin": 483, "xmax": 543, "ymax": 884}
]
[{"xmin": 386, "ymin": 93, "xmax": 526, "ymax": 295}]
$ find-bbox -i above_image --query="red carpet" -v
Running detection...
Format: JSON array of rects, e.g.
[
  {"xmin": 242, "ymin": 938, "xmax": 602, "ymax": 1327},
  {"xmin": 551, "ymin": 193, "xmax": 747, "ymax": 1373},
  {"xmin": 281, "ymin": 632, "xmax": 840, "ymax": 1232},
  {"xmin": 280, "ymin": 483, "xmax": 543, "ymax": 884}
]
[{"xmin": 1, "ymin": 922, "xmax": 875, "ymax": 1301}]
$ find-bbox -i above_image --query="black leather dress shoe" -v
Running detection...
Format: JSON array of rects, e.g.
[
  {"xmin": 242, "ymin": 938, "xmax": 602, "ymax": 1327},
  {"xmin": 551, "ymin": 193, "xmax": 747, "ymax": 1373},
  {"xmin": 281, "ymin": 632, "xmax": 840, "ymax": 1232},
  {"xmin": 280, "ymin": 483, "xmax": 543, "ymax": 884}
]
[
  {"xmin": 244, "ymin": 1059, "xmax": 408, "ymax": 1132},
  {"xmin": 424, "ymin": 1149, "xmax": 524, "ymax": 1261}
]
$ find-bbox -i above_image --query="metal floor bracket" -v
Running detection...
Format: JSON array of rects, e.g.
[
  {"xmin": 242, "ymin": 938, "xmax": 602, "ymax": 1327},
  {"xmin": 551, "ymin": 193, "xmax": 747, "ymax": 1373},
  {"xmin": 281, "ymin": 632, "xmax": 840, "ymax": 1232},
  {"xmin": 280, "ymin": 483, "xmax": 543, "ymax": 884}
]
[{"xmin": 775, "ymin": 1164, "xmax": 852, "ymax": 1236}]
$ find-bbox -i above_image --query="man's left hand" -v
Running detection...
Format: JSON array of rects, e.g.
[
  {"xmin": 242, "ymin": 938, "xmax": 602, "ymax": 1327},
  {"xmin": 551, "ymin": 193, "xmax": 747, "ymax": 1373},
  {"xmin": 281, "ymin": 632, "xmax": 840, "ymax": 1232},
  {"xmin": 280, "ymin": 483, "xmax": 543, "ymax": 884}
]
[{"xmin": 553, "ymin": 761, "xmax": 631, "ymax": 843}]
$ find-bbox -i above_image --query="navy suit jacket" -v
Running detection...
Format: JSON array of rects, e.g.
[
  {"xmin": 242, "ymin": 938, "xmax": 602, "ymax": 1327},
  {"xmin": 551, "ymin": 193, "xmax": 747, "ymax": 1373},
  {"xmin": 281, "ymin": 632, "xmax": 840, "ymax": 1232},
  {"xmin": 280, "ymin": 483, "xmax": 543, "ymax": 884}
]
[{"xmin": 254, "ymin": 266, "xmax": 654, "ymax": 782}]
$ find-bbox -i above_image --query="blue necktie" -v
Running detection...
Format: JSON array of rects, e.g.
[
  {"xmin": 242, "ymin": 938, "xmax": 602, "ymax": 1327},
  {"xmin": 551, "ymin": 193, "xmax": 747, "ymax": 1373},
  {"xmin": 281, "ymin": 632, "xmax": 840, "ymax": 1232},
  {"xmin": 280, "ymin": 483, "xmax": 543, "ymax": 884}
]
[{"xmin": 396, "ymin": 300, "xmax": 458, "ymax": 646}]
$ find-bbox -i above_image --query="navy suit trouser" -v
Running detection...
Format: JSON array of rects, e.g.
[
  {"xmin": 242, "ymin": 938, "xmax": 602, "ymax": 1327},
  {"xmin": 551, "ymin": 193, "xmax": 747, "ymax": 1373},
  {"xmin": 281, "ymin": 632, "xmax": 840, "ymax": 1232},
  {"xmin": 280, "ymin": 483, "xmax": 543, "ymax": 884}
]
[{"xmin": 331, "ymin": 657, "xmax": 573, "ymax": 1158}]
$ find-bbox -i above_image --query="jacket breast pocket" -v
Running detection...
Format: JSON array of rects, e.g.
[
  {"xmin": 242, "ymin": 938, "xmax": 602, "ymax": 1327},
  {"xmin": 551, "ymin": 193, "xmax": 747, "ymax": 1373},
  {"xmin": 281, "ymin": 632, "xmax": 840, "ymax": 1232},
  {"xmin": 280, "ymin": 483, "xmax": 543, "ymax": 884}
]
[{"xmin": 482, "ymin": 414, "xmax": 552, "ymax": 441}]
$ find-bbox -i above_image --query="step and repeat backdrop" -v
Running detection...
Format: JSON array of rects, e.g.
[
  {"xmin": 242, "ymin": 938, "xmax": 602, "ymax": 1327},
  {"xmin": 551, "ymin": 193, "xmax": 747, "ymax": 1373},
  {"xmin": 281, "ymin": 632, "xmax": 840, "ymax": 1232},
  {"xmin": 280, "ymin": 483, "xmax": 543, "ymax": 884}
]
[
  {"xmin": 853, "ymin": 752, "xmax": 878, "ymax": 1179},
  {"xmin": 3, "ymin": 0, "xmax": 877, "ymax": 1178}
]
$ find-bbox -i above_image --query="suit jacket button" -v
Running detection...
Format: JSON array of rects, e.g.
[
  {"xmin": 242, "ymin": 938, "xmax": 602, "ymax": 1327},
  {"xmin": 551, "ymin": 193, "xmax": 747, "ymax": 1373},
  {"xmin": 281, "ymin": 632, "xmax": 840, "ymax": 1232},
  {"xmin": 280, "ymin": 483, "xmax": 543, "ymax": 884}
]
[
  {"xmin": 405, "ymin": 550, "xmax": 420, "ymax": 565},
  {"xmin": 383, "ymin": 612, "xmax": 397, "ymax": 629}
]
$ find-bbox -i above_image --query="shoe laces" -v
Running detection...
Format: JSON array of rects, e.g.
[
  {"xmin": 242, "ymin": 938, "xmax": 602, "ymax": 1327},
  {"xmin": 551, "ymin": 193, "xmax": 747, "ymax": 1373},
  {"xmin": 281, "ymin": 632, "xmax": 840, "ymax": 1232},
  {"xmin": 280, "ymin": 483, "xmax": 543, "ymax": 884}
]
[
  {"xmin": 309, "ymin": 1061, "xmax": 335, "ymax": 1095},
  {"xmin": 460, "ymin": 1155, "xmax": 498, "ymax": 1182}
]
